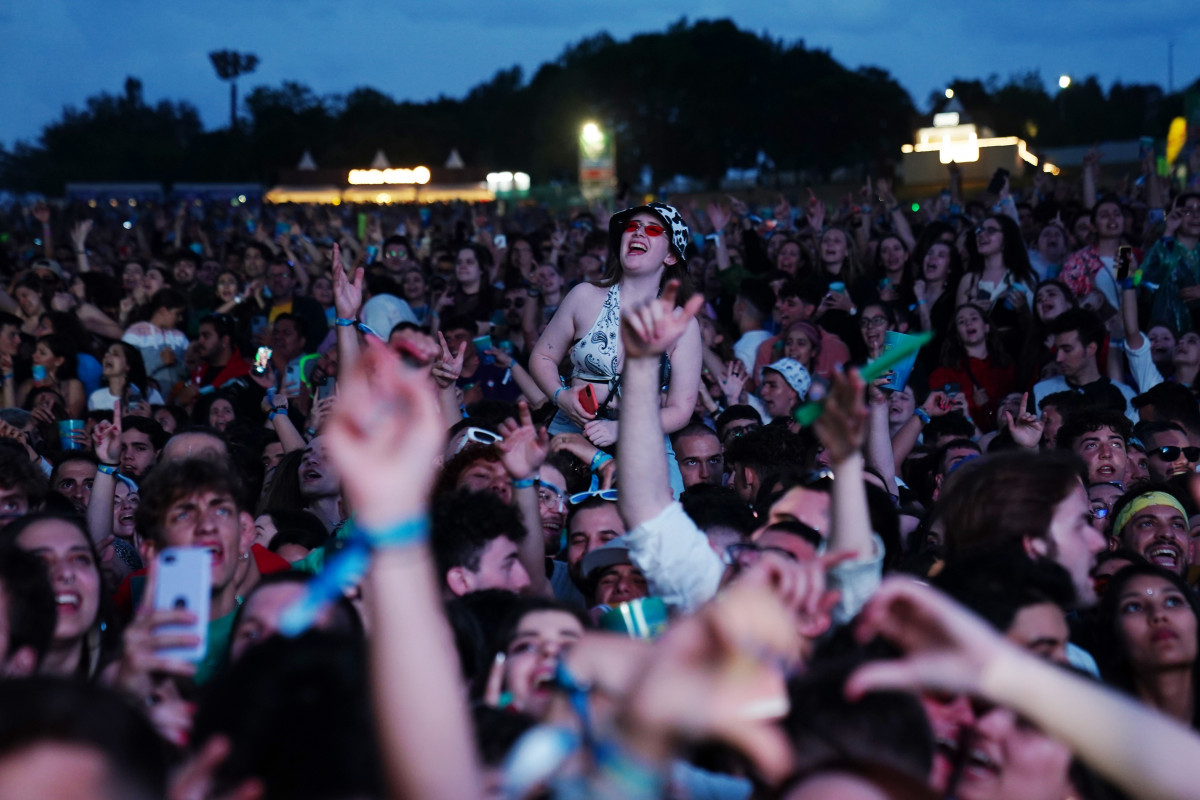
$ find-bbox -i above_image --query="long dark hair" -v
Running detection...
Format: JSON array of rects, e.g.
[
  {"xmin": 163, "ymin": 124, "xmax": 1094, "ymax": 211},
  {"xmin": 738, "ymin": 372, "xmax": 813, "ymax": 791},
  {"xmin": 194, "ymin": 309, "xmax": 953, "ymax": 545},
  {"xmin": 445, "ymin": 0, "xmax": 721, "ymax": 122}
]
[
  {"xmin": 110, "ymin": 341, "xmax": 150, "ymax": 397},
  {"xmin": 0, "ymin": 512, "xmax": 122, "ymax": 681},
  {"xmin": 964, "ymin": 214, "xmax": 1034, "ymax": 286},
  {"xmin": 939, "ymin": 303, "xmax": 1012, "ymax": 370},
  {"xmin": 38, "ymin": 334, "xmax": 79, "ymax": 382},
  {"xmin": 1095, "ymin": 561, "xmax": 1200, "ymax": 729}
]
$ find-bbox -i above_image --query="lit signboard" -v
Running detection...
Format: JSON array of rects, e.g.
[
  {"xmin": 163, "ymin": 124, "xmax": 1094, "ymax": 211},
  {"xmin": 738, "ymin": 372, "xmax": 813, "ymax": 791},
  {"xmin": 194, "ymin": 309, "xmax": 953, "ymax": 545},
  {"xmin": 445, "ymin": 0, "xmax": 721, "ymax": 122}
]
[{"xmin": 347, "ymin": 167, "xmax": 432, "ymax": 185}]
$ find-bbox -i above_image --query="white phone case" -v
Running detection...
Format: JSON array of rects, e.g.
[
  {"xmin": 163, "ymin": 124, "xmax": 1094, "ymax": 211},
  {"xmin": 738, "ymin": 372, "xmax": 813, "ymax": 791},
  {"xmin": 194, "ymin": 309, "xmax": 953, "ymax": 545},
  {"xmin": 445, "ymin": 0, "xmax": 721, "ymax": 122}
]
[{"xmin": 154, "ymin": 547, "xmax": 212, "ymax": 662}]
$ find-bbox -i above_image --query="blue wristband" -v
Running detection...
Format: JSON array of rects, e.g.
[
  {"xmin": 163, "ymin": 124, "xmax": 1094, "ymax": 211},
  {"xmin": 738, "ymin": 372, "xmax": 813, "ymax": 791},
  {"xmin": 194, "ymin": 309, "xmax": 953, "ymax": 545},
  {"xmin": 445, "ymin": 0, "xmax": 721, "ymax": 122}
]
[
  {"xmin": 198, "ymin": 384, "xmax": 215, "ymax": 395},
  {"xmin": 335, "ymin": 317, "xmax": 357, "ymax": 327},
  {"xmin": 356, "ymin": 515, "xmax": 430, "ymax": 550},
  {"xmin": 590, "ymin": 451, "xmax": 614, "ymax": 472},
  {"xmin": 512, "ymin": 477, "xmax": 536, "ymax": 490},
  {"xmin": 553, "ymin": 386, "xmax": 567, "ymax": 405},
  {"xmin": 97, "ymin": 464, "xmax": 119, "ymax": 476},
  {"xmin": 914, "ymin": 408, "xmax": 931, "ymax": 425}
]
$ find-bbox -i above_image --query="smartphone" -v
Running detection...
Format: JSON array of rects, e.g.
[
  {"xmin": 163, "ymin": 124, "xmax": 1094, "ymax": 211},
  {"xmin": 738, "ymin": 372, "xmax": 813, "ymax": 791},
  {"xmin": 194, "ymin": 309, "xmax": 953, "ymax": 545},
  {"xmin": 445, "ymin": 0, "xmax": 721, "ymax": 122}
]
[
  {"xmin": 1116, "ymin": 245, "xmax": 1133, "ymax": 282},
  {"xmin": 944, "ymin": 383, "xmax": 961, "ymax": 397},
  {"xmin": 154, "ymin": 547, "xmax": 211, "ymax": 662},
  {"xmin": 987, "ymin": 168, "xmax": 1010, "ymax": 195},
  {"xmin": 274, "ymin": 221, "xmax": 290, "ymax": 237},
  {"xmin": 579, "ymin": 384, "xmax": 599, "ymax": 415},
  {"xmin": 253, "ymin": 346, "xmax": 272, "ymax": 375},
  {"xmin": 493, "ymin": 234, "xmax": 508, "ymax": 249}
]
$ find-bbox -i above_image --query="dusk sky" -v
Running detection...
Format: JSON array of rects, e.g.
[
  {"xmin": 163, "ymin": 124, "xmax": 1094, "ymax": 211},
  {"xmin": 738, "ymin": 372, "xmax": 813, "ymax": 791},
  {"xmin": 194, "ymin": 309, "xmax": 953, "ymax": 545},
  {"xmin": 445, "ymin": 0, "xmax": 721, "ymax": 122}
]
[{"xmin": 3, "ymin": 1, "xmax": 1198, "ymax": 149}]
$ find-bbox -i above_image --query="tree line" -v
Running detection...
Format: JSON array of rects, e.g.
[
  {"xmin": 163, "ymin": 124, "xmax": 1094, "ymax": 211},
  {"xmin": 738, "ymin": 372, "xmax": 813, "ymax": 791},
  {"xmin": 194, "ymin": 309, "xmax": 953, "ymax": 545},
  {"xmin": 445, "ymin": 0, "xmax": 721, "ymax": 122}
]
[{"xmin": 0, "ymin": 18, "xmax": 1189, "ymax": 195}]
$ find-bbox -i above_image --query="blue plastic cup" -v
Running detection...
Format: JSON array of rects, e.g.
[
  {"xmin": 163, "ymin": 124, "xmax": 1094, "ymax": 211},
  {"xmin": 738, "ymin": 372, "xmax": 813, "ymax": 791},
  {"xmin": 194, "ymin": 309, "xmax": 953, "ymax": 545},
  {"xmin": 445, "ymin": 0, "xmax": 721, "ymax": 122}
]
[{"xmin": 57, "ymin": 419, "xmax": 85, "ymax": 451}]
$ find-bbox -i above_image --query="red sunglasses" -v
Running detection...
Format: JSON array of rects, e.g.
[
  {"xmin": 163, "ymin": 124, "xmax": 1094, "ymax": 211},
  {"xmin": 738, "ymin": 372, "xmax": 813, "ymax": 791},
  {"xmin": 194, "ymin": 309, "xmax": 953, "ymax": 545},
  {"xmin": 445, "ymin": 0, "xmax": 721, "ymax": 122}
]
[{"xmin": 625, "ymin": 221, "xmax": 665, "ymax": 237}]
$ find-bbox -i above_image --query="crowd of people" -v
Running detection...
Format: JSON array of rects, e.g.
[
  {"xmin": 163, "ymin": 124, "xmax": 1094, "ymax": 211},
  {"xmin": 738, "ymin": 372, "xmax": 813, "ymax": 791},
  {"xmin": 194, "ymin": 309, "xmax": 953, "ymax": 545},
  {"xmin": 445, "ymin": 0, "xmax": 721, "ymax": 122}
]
[{"xmin": 4, "ymin": 150, "xmax": 1200, "ymax": 799}]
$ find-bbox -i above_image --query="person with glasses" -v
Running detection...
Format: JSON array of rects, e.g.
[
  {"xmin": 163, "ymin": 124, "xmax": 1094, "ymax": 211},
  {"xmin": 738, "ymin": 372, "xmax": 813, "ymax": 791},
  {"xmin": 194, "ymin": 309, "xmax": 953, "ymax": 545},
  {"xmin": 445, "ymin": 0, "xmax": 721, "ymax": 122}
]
[
  {"xmin": 1141, "ymin": 192, "xmax": 1200, "ymax": 336},
  {"xmin": 1087, "ymin": 481, "xmax": 1125, "ymax": 539},
  {"xmin": 955, "ymin": 214, "xmax": 1035, "ymax": 312},
  {"xmin": 855, "ymin": 301, "xmax": 892, "ymax": 361},
  {"xmin": 1136, "ymin": 421, "xmax": 1199, "ymax": 482},
  {"xmin": 715, "ymin": 404, "xmax": 762, "ymax": 446},
  {"xmin": 529, "ymin": 202, "xmax": 701, "ymax": 460},
  {"xmin": 535, "ymin": 457, "xmax": 570, "ymax": 556}
]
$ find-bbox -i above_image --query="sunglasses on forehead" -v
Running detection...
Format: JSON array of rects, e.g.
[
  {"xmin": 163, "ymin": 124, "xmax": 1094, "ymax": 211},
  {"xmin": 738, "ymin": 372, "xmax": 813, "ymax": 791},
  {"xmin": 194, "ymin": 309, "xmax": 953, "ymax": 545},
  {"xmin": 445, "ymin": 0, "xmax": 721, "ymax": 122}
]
[
  {"xmin": 454, "ymin": 427, "xmax": 503, "ymax": 454},
  {"xmin": 1149, "ymin": 445, "xmax": 1200, "ymax": 462},
  {"xmin": 625, "ymin": 221, "xmax": 666, "ymax": 237}
]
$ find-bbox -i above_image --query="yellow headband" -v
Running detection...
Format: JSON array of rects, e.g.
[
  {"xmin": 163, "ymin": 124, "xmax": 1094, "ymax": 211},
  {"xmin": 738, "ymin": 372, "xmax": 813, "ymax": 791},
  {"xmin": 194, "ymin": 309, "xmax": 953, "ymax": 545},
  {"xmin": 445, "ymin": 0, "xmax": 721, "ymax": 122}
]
[{"xmin": 1112, "ymin": 491, "xmax": 1188, "ymax": 535}]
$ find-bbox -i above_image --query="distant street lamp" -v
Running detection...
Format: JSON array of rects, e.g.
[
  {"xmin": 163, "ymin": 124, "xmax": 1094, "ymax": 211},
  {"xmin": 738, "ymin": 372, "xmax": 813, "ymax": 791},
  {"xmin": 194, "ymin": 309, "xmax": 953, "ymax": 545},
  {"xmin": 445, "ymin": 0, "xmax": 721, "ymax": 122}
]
[
  {"xmin": 579, "ymin": 121, "xmax": 614, "ymax": 204},
  {"xmin": 209, "ymin": 50, "xmax": 260, "ymax": 132},
  {"xmin": 945, "ymin": 88, "xmax": 954, "ymax": 99},
  {"xmin": 1058, "ymin": 74, "xmax": 1072, "ymax": 90},
  {"xmin": 581, "ymin": 122, "xmax": 605, "ymax": 148}
]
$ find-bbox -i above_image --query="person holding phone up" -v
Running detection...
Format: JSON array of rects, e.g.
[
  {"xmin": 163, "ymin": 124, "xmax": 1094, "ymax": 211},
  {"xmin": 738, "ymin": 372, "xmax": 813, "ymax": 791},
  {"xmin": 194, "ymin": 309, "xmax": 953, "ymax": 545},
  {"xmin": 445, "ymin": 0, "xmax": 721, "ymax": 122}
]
[{"xmin": 529, "ymin": 202, "xmax": 702, "ymax": 454}]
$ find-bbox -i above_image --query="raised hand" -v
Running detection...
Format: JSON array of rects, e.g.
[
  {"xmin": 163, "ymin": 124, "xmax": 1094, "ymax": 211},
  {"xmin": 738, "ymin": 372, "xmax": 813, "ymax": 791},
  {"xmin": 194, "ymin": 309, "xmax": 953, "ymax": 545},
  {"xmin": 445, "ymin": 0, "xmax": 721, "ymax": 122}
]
[
  {"xmin": 845, "ymin": 577, "xmax": 1011, "ymax": 701},
  {"xmin": 71, "ymin": 219, "xmax": 93, "ymax": 250},
  {"xmin": 813, "ymin": 368, "xmax": 869, "ymax": 464},
  {"xmin": 331, "ymin": 243, "xmax": 364, "ymax": 320},
  {"xmin": 431, "ymin": 331, "xmax": 465, "ymax": 389},
  {"xmin": 805, "ymin": 188, "xmax": 825, "ymax": 230},
  {"xmin": 92, "ymin": 401, "xmax": 123, "ymax": 464},
  {"xmin": 726, "ymin": 195, "xmax": 749, "ymax": 219},
  {"xmin": 620, "ymin": 279, "xmax": 704, "ymax": 360},
  {"xmin": 719, "ymin": 359, "xmax": 747, "ymax": 405},
  {"xmin": 773, "ymin": 194, "xmax": 792, "ymax": 227},
  {"xmin": 707, "ymin": 202, "xmax": 732, "ymax": 234},
  {"xmin": 1002, "ymin": 391, "xmax": 1044, "ymax": 449},
  {"xmin": 323, "ymin": 338, "xmax": 444, "ymax": 527},
  {"xmin": 616, "ymin": 582, "xmax": 799, "ymax": 782},
  {"xmin": 113, "ymin": 561, "xmax": 199, "ymax": 703},
  {"xmin": 875, "ymin": 178, "xmax": 896, "ymax": 206},
  {"xmin": 496, "ymin": 400, "xmax": 550, "ymax": 479}
]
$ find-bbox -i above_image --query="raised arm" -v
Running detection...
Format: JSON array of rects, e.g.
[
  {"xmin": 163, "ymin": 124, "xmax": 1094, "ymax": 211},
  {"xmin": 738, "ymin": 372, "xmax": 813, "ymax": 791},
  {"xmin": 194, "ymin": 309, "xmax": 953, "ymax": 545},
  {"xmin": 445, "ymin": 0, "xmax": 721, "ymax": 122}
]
[
  {"xmin": 330, "ymin": 244, "xmax": 363, "ymax": 372},
  {"xmin": 876, "ymin": 179, "xmax": 916, "ymax": 250},
  {"xmin": 849, "ymin": 578, "xmax": 1200, "ymax": 800},
  {"xmin": 71, "ymin": 220, "xmax": 93, "ymax": 273},
  {"xmin": 618, "ymin": 281, "xmax": 705, "ymax": 527},
  {"xmin": 87, "ymin": 406, "xmax": 123, "ymax": 545},
  {"xmin": 496, "ymin": 401, "xmax": 552, "ymax": 598},
  {"xmin": 324, "ymin": 339, "xmax": 483, "ymax": 800},
  {"xmin": 813, "ymin": 369, "xmax": 874, "ymax": 559}
]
